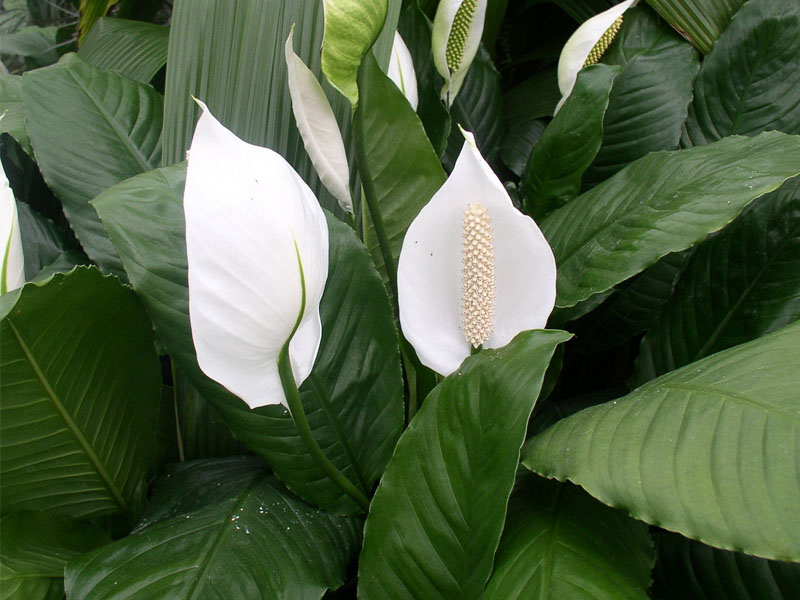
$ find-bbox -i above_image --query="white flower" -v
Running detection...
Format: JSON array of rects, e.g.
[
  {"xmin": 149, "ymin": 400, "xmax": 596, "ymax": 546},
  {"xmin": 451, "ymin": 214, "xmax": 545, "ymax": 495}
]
[
  {"xmin": 432, "ymin": 0, "xmax": 487, "ymax": 107},
  {"xmin": 387, "ymin": 31, "xmax": 418, "ymax": 110},
  {"xmin": 184, "ymin": 101, "xmax": 329, "ymax": 409},
  {"xmin": 397, "ymin": 129, "xmax": 557, "ymax": 376},
  {"xmin": 285, "ymin": 28, "xmax": 353, "ymax": 214},
  {"xmin": 1, "ymin": 158, "xmax": 25, "ymax": 294},
  {"xmin": 556, "ymin": 0, "xmax": 636, "ymax": 113}
]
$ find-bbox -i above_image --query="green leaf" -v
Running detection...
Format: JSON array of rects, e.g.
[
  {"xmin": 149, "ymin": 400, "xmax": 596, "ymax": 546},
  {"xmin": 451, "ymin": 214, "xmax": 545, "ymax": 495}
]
[
  {"xmin": 652, "ymin": 532, "xmax": 800, "ymax": 599},
  {"xmin": 65, "ymin": 457, "xmax": 362, "ymax": 600},
  {"xmin": 21, "ymin": 53, "xmax": 163, "ymax": 277},
  {"xmin": 355, "ymin": 52, "xmax": 446, "ymax": 295},
  {"xmin": 645, "ymin": 0, "xmax": 745, "ymax": 54},
  {"xmin": 523, "ymin": 320, "xmax": 800, "ymax": 562},
  {"xmin": 16, "ymin": 201, "xmax": 83, "ymax": 281},
  {"xmin": 0, "ymin": 26, "xmax": 66, "ymax": 68},
  {"xmin": 521, "ymin": 64, "xmax": 619, "ymax": 220},
  {"xmin": 635, "ymin": 177, "xmax": 800, "ymax": 382},
  {"xmin": 483, "ymin": 476, "xmax": 653, "ymax": 600},
  {"xmin": 78, "ymin": 17, "xmax": 169, "ymax": 83},
  {"xmin": 78, "ymin": 0, "xmax": 115, "ymax": 44},
  {"xmin": 358, "ymin": 330, "xmax": 571, "ymax": 599},
  {"xmin": 0, "ymin": 267, "xmax": 162, "ymax": 520},
  {"xmin": 681, "ymin": 0, "xmax": 800, "ymax": 147},
  {"xmin": 501, "ymin": 118, "xmax": 546, "ymax": 178},
  {"xmin": 93, "ymin": 165, "xmax": 404, "ymax": 514},
  {"xmin": 583, "ymin": 6, "xmax": 699, "ymax": 187},
  {"xmin": 554, "ymin": 0, "xmax": 618, "ymax": 23},
  {"xmin": 541, "ymin": 131, "xmax": 800, "ymax": 309},
  {"xmin": 321, "ymin": 0, "xmax": 389, "ymax": 106},
  {"xmin": 0, "ymin": 75, "xmax": 31, "ymax": 155},
  {"xmin": 1, "ymin": 511, "xmax": 110, "ymax": 599}
]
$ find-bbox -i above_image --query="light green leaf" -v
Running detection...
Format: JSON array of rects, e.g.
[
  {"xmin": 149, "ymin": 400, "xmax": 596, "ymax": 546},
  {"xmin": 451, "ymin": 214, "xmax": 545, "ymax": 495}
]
[
  {"xmin": 646, "ymin": 0, "xmax": 745, "ymax": 54},
  {"xmin": 522, "ymin": 63, "xmax": 619, "ymax": 220},
  {"xmin": 78, "ymin": 17, "xmax": 169, "ymax": 83},
  {"xmin": 484, "ymin": 476, "xmax": 653, "ymax": 600},
  {"xmin": 358, "ymin": 330, "xmax": 571, "ymax": 599},
  {"xmin": 681, "ymin": 0, "xmax": 800, "ymax": 147},
  {"xmin": 65, "ymin": 457, "xmax": 362, "ymax": 599},
  {"xmin": 22, "ymin": 53, "xmax": 163, "ymax": 277},
  {"xmin": 541, "ymin": 131, "xmax": 800, "ymax": 309},
  {"xmin": 523, "ymin": 320, "xmax": 800, "ymax": 562},
  {"xmin": 0, "ymin": 267, "xmax": 162, "ymax": 520},
  {"xmin": 78, "ymin": 0, "xmax": 115, "ymax": 44}
]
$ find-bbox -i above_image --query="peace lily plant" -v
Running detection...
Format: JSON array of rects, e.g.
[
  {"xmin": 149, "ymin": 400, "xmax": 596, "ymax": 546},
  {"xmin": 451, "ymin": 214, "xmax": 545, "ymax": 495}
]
[
  {"xmin": 432, "ymin": 0, "xmax": 487, "ymax": 106},
  {"xmin": 1, "ymin": 159, "xmax": 24, "ymax": 295}
]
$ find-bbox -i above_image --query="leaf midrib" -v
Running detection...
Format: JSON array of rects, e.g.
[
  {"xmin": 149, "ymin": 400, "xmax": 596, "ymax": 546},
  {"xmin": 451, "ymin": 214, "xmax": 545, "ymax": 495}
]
[
  {"xmin": 5, "ymin": 319, "xmax": 129, "ymax": 515},
  {"xmin": 649, "ymin": 381, "xmax": 799, "ymax": 419}
]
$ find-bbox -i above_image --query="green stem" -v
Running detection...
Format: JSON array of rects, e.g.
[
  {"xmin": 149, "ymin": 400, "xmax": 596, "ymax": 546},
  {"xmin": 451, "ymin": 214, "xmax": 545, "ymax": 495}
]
[
  {"xmin": 277, "ymin": 348, "xmax": 371, "ymax": 512},
  {"xmin": 170, "ymin": 360, "xmax": 185, "ymax": 462},
  {"xmin": 360, "ymin": 183, "xmax": 399, "ymax": 305}
]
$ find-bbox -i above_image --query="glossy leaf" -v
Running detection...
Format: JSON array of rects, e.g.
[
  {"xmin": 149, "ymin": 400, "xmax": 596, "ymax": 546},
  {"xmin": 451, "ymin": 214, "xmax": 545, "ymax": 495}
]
[
  {"xmin": 521, "ymin": 63, "xmax": 619, "ymax": 220},
  {"xmin": 541, "ymin": 131, "xmax": 800, "ymax": 309},
  {"xmin": 355, "ymin": 52, "xmax": 446, "ymax": 294},
  {"xmin": 78, "ymin": 17, "xmax": 169, "ymax": 83},
  {"xmin": 524, "ymin": 320, "xmax": 800, "ymax": 562},
  {"xmin": 0, "ymin": 267, "xmax": 161, "ymax": 520},
  {"xmin": 65, "ymin": 457, "xmax": 362, "ymax": 599},
  {"xmin": 483, "ymin": 476, "xmax": 653, "ymax": 600},
  {"xmin": 681, "ymin": 0, "xmax": 800, "ymax": 147},
  {"xmin": 0, "ymin": 75, "xmax": 30, "ymax": 154},
  {"xmin": 358, "ymin": 330, "xmax": 571, "ymax": 599},
  {"xmin": 583, "ymin": 5, "xmax": 699, "ymax": 187},
  {"xmin": 652, "ymin": 532, "xmax": 800, "ymax": 599},
  {"xmin": 635, "ymin": 177, "xmax": 800, "ymax": 382},
  {"xmin": 93, "ymin": 166, "xmax": 403, "ymax": 514},
  {"xmin": 22, "ymin": 53, "xmax": 163, "ymax": 276},
  {"xmin": 646, "ymin": 0, "xmax": 745, "ymax": 54}
]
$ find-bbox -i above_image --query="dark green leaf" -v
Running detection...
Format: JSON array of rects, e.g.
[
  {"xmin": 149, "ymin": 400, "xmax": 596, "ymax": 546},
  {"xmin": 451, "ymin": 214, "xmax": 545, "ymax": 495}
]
[
  {"xmin": 541, "ymin": 131, "xmax": 800, "ymax": 309},
  {"xmin": 522, "ymin": 63, "xmax": 619, "ymax": 220},
  {"xmin": 635, "ymin": 177, "xmax": 800, "ymax": 382},
  {"xmin": 16, "ymin": 201, "xmax": 77, "ymax": 280},
  {"xmin": 65, "ymin": 457, "xmax": 362, "ymax": 600},
  {"xmin": 1, "ymin": 26, "xmax": 64, "ymax": 67},
  {"xmin": 93, "ymin": 165, "xmax": 404, "ymax": 514},
  {"xmin": 646, "ymin": 0, "xmax": 745, "ymax": 54},
  {"xmin": 484, "ymin": 475, "xmax": 653, "ymax": 600},
  {"xmin": 0, "ymin": 75, "xmax": 31, "ymax": 154},
  {"xmin": 554, "ymin": 0, "xmax": 617, "ymax": 23},
  {"xmin": 523, "ymin": 320, "xmax": 800, "ymax": 562},
  {"xmin": 583, "ymin": 6, "xmax": 699, "ymax": 187},
  {"xmin": 0, "ymin": 267, "xmax": 162, "ymax": 520},
  {"xmin": 358, "ymin": 330, "xmax": 571, "ymax": 599},
  {"xmin": 681, "ymin": 0, "xmax": 800, "ymax": 146},
  {"xmin": 78, "ymin": 17, "xmax": 169, "ymax": 83},
  {"xmin": 501, "ymin": 118, "xmax": 546, "ymax": 178},
  {"xmin": 22, "ymin": 53, "xmax": 163, "ymax": 276}
]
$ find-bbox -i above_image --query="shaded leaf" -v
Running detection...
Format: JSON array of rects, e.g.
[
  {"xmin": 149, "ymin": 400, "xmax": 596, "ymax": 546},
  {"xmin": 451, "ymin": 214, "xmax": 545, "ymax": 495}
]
[
  {"xmin": 0, "ymin": 75, "xmax": 30, "ymax": 154},
  {"xmin": 646, "ymin": 0, "xmax": 745, "ymax": 54}
]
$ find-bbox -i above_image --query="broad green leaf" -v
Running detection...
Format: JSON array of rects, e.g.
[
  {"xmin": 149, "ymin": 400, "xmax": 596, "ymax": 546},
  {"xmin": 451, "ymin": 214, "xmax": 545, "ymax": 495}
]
[
  {"xmin": 583, "ymin": 6, "xmax": 699, "ymax": 187},
  {"xmin": 0, "ymin": 267, "xmax": 161, "ymax": 520},
  {"xmin": 78, "ymin": 17, "xmax": 169, "ymax": 83},
  {"xmin": 0, "ymin": 25, "xmax": 66, "ymax": 67},
  {"xmin": 0, "ymin": 511, "xmax": 110, "ymax": 600},
  {"xmin": 65, "ymin": 457, "xmax": 362, "ymax": 600},
  {"xmin": 16, "ymin": 201, "xmax": 83, "ymax": 280},
  {"xmin": 355, "ymin": 52, "xmax": 446, "ymax": 295},
  {"xmin": 321, "ymin": 0, "xmax": 388, "ymax": 106},
  {"xmin": 78, "ymin": 0, "xmax": 115, "ymax": 44},
  {"xmin": 681, "ymin": 0, "xmax": 800, "ymax": 147},
  {"xmin": 0, "ymin": 75, "xmax": 30, "ymax": 154},
  {"xmin": 483, "ymin": 476, "xmax": 653, "ymax": 600},
  {"xmin": 505, "ymin": 68, "xmax": 560, "ymax": 124},
  {"xmin": 358, "ymin": 330, "xmax": 571, "ymax": 600},
  {"xmin": 521, "ymin": 64, "xmax": 619, "ymax": 220},
  {"xmin": 635, "ymin": 177, "xmax": 800, "ymax": 382},
  {"xmin": 646, "ymin": 0, "xmax": 745, "ymax": 54},
  {"xmin": 652, "ymin": 532, "xmax": 800, "ymax": 599},
  {"xmin": 554, "ymin": 0, "xmax": 617, "ymax": 23},
  {"xmin": 541, "ymin": 131, "xmax": 800, "ymax": 309},
  {"xmin": 93, "ymin": 165, "xmax": 404, "ymax": 514},
  {"xmin": 523, "ymin": 320, "xmax": 800, "ymax": 562},
  {"xmin": 501, "ymin": 118, "xmax": 546, "ymax": 178},
  {"xmin": 22, "ymin": 53, "xmax": 163, "ymax": 276}
]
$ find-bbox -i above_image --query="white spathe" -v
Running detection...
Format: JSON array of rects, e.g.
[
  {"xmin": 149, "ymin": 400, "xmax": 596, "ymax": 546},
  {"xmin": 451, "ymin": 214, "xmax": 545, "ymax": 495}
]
[
  {"xmin": 397, "ymin": 129, "xmax": 557, "ymax": 376},
  {"xmin": 285, "ymin": 29, "xmax": 353, "ymax": 214},
  {"xmin": 556, "ymin": 0, "xmax": 636, "ymax": 113},
  {"xmin": 432, "ymin": 0, "xmax": 487, "ymax": 106},
  {"xmin": 184, "ymin": 101, "xmax": 329, "ymax": 409},
  {"xmin": 387, "ymin": 31, "xmax": 418, "ymax": 110},
  {"xmin": 1, "ymin": 158, "xmax": 25, "ymax": 294}
]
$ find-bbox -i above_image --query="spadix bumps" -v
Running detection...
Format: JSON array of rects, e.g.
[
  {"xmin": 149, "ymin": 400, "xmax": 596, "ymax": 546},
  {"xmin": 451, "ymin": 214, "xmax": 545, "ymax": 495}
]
[
  {"xmin": 397, "ymin": 129, "xmax": 557, "ymax": 376},
  {"xmin": 433, "ymin": 0, "xmax": 487, "ymax": 106}
]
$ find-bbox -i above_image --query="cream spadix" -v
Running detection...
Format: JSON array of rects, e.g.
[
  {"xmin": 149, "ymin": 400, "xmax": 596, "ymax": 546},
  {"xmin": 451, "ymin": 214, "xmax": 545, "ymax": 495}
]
[
  {"xmin": 387, "ymin": 31, "xmax": 418, "ymax": 110},
  {"xmin": 397, "ymin": 129, "xmax": 556, "ymax": 376},
  {"xmin": 556, "ymin": 0, "xmax": 636, "ymax": 113},
  {"xmin": 184, "ymin": 101, "xmax": 329, "ymax": 409},
  {"xmin": 1, "ymin": 157, "xmax": 24, "ymax": 294},
  {"xmin": 432, "ymin": 0, "xmax": 487, "ymax": 107},
  {"xmin": 285, "ymin": 29, "xmax": 353, "ymax": 214}
]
